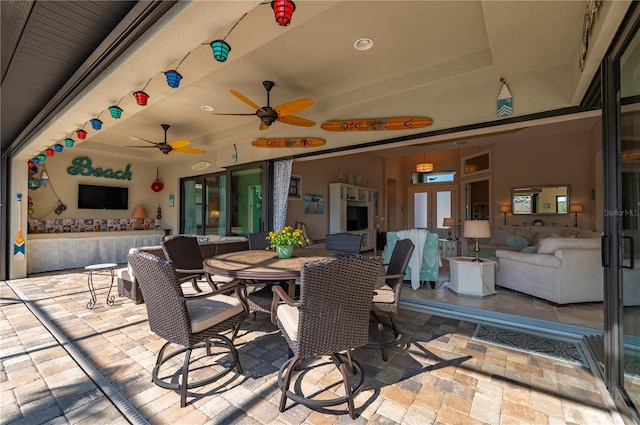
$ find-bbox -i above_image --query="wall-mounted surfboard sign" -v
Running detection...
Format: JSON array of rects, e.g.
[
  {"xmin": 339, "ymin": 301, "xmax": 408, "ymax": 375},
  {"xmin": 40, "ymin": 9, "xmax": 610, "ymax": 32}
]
[
  {"xmin": 251, "ymin": 138, "xmax": 326, "ymax": 148},
  {"xmin": 321, "ymin": 117, "xmax": 433, "ymax": 132}
]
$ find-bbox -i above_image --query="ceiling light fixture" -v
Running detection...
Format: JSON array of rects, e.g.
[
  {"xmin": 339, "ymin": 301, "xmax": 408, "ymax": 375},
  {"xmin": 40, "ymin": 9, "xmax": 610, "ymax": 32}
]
[
  {"xmin": 108, "ymin": 105, "xmax": 123, "ymax": 119},
  {"xmin": 200, "ymin": 105, "xmax": 214, "ymax": 112},
  {"xmin": 416, "ymin": 153, "xmax": 433, "ymax": 172},
  {"xmin": 90, "ymin": 118, "xmax": 103, "ymax": 130},
  {"xmin": 64, "ymin": 138, "xmax": 75, "ymax": 147},
  {"xmin": 164, "ymin": 52, "xmax": 190, "ymax": 88},
  {"xmin": 75, "ymin": 129, "xmax": 87, "ymax": 140},
  {"xmin": 209, "ymin": 13, "xmax": 247, "ymax": 63},
  {"xmin": 271, "ymin": 0, "xmax": 296, "ymax": 26},
  {"xmin": 354, "ymin": 37, "xmax": 374, "ymax": 51},
  {"xmin": 133, "ymin": 90, "xmax": 150, "ymax": 106}
]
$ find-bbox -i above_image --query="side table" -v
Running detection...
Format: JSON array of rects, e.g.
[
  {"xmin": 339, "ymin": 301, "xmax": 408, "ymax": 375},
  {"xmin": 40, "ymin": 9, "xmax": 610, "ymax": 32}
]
[
  {"xmin": 447, "ymin": 257, "xmax": 496, "ymax": 297},
  {"xmin": 85, "ymin": 263, "xmax": 118, "ymax": 309}
]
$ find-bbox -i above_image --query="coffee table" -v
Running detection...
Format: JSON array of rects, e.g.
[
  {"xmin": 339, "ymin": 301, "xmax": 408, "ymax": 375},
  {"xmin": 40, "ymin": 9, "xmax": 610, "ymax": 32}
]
[{"xmin": 447, "ymin": 257, "xmax": 497, "ymax": 297}]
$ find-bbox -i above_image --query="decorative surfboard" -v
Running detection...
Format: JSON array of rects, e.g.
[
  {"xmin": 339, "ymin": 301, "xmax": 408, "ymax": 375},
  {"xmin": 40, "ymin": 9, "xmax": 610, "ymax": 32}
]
[
  {"xmin": 321, "ymin": 117, "xmax": 433, "ymax": 132},
  {"xmin": 251, "ymin": 138, "xmax": 326, "ymax": 148}
]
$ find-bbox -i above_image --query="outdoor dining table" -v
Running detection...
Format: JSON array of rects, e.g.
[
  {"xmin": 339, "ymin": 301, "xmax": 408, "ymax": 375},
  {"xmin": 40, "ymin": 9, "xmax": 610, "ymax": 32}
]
[{"xmin": 203, "ymin": 248, "xmax": 338, "ymax": 298}]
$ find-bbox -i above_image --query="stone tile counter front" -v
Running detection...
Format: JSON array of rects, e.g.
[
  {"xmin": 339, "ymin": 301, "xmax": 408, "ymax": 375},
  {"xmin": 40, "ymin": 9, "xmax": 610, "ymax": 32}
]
[{"xmin": 27, "ymin": 230, "xmax": 164, "ymax": 274}]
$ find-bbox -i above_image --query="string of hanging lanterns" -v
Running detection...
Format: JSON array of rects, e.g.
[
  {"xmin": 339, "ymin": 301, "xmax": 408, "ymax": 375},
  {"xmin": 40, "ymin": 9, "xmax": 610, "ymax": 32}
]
[{"xmin": 25, "ymin": 1, "xmax": 298, "ymax": 168}]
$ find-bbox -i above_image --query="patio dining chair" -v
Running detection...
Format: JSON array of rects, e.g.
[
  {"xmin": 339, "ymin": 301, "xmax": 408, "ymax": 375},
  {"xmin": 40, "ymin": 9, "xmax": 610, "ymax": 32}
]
[
  {"xmin": 270, "ymin": 254, "xmax": 382, "ymax": 419},
  {"xmin": 325, "ymin": 232, "xmax": 362, "ymax": 253},
  {"xmin": 246, "ymin": 231, "xmax": 282, "ymax": 316},
  {"xmin": 370, "ymin": 238, "xmax": 414, "ymax": 361},
  {"xmin": 127, "ymin": 251, "xmax": 249, "ymax": 407},
  {"xmin": 161, "ymin": 236, "xmax": 234, "ymax": 292}
]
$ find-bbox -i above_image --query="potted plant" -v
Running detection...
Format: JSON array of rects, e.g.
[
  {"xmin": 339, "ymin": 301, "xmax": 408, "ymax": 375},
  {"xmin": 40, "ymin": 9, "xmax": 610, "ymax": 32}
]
[{"xmin": 267, "ymin": 226, "xmax": 307, "ymax": 258}]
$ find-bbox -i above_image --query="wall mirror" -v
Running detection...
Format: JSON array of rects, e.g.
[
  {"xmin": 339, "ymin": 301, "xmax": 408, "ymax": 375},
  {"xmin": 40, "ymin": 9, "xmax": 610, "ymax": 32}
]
[{"xmin": 512, "ymin": 185, "xmax": 570, "ymax": 215}]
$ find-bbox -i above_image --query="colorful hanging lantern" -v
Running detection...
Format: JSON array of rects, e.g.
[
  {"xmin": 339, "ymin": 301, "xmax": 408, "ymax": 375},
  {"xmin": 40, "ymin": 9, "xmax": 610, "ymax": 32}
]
[
  {"xmin": 150, "ymin": 168, "xmax": 164, "ymax": 192},
  {"xmin": 31, "ymin": 157, "xmax": 40, "ymax": 165},
  {"xmin": 27, "ymin": 160, "xmax": 34, "ymax": 167},
  {"xmin": 90, "ymin": 119, "xmax": 103, "ymax": 130},
  {"xmin": 133, "ymin": 90, "xmax": 150, "ymax": 106},
  {"xmin": 29, "ymin": 166, "xmax": 38, "ymax": 174},
  {"xmin": 109, "ymin": 106, "xmax": 123, "ymax": 119},
  {"xmin": 210, "ymin": 40, "xmax": 231, "ymax": 62},
  {"xmin": 37, "ymin": 154, "xmax": 46, "ymax": 162},
  {"xmin": 64, "ymin": 138, "xmax": 75, "ymax": 148},
  {"xmin": 164, "ymin": 70, "xmax": 182, "ymax": 88},
  {"xmin": 271, "ymin": 0, "xmax": 296, "ymax": 26},
  {"xmin": 54, "ymin": 144, "xmax": 64, "ymax": 152},
  {"xmin": 75, "ymin": 129, "xmax": 87, "ymax": 139},
  {"xmin": 45, "ymin": 148, "xmax": 55, "ymax": 156}
]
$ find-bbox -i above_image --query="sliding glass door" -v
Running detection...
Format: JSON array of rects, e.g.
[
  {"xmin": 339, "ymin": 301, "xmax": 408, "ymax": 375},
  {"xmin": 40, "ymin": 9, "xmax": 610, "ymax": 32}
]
[{"xmin": 181, "ymin": 173, "xmax": 226, "ymax": 235}]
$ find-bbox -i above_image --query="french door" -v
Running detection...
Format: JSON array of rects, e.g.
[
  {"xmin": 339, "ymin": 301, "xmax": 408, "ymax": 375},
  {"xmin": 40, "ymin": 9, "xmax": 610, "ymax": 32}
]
[{"xmin": 408, "ymin": 184, "xmax": 457, "ymax": 238}]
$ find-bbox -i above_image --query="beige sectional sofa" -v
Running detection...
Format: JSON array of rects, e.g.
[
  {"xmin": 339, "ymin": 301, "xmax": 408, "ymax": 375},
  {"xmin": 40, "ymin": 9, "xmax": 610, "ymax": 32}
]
[
  {"xmin": 496, "ymin": 235, "xmax": 640, "ymax": 306},
  {"xmin": 117, "ymin": 235, "xmax": 248, "ymax": 304}
]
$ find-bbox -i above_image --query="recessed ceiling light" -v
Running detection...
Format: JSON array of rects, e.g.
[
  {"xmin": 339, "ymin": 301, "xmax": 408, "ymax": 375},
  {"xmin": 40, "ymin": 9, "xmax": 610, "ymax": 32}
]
[
  {"xmin": 201, "ymin": 105, "xmax": 214, "ymax": 112},
  {"xmin": 354, "ymin": 38, "xmax": 373, "ymax": 51},
  {"xmin": 191, "ymin": 160, "xmax": 211, "ymax": 171}
]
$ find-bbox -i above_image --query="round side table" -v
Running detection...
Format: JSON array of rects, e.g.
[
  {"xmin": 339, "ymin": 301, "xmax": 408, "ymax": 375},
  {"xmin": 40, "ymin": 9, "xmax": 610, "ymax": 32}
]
[{"xmin": 84, "ymin": 263, "xmax": 118, "ymax": 309}]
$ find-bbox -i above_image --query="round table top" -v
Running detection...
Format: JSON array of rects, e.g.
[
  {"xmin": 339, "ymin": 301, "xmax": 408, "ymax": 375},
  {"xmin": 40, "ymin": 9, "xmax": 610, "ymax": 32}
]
[
  {"xmin": 84, "ymin": 263, "xmax": 118, "ymax": 271},
  {"xmin": 204, "ymin": 248, "xmax": 337, "ymax": 280}
]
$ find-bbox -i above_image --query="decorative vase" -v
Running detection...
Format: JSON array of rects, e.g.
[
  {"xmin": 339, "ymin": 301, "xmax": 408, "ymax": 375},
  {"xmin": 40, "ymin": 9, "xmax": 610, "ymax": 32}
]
[{"xmin": 276, "ymin": 245, "xmax": 294, "ymax": 259}]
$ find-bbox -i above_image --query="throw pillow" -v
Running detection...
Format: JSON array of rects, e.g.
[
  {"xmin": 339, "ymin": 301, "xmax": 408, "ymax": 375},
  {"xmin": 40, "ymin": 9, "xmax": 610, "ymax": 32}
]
[
  {"xmin": 514, "ymin": 228, "xmax": 535, "ymax": 244},
  {"xmin": 505, "ymin": 235, "xmax": 529, "ymax": 247},
  {"xmin": 520, "ymin": 245, "xmax": 538, "ymax": 253},
  {"xmin": 489, "ymin": 227, "xmax": 514, "ymax": 246}
]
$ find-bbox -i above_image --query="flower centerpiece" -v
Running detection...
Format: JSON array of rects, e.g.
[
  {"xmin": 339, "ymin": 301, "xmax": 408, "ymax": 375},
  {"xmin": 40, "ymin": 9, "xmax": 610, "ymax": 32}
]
[{"xmin": 267, "ymin": 226, "xmax": 307, "ymax": 258}]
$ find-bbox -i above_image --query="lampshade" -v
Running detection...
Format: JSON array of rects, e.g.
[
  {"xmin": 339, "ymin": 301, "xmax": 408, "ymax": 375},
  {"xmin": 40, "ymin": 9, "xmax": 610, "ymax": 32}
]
[
  {"xmin": 416, "ymin": 163, "xmax": 433, "ymax": 172},
  {"xmin": 132, "ymin": 207, "xmax": 147, "ymax": 219},
  {"xmin": 164, "ymin": 70, "xmax": 182, "ymax": 88},
  {"xmin": 271, "ymin": 0, "xmax": 296, "ymax": 26},
  {"xmin": 108, "ymin": 106, "xmax": 123, "ymax": 119},
  {"xmin": 499, "ymin": 205, "xmax": 511, "ymax": 213},
  {"xmin": 443, "ymin": 217, "xmax": 456, "ymax": 227},
  {"xmin": 64, "ymin": 138, "xmax": 75, "ymax": 147},
  {"xmin": 90, "ymin": 119, "xmax": 103, "ymax": 130},
  {"xmin": 570, "ymin": 204, "xmax": 583, "ymax": 213},
  {"xmin": 133, "ymin": 91, "xmax": 150, "ymax": 106},
  {"xmin": 210, "ymin": 40, "xmax": 231, "ymax": 62},
  {"xmin": 463, "ymin": 220, "xmax": 491, "ymax": 239}
]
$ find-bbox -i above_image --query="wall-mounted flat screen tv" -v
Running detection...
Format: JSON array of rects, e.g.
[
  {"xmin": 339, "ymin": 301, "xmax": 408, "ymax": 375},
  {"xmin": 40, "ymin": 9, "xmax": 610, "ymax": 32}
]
[
  {"xmin": 346, "ymin": 205, "xmax": 368, "ymax": 231},
  {"xmin": 78, "ymin": 184, "xmax": 129, "ymax": 210}
]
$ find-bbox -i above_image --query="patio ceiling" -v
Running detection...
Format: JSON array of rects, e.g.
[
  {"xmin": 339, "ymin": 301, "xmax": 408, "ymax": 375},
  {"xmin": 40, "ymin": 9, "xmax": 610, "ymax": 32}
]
[{"xmin": 2, "ymin": 1, "xmax": 632, "ymax": 165}]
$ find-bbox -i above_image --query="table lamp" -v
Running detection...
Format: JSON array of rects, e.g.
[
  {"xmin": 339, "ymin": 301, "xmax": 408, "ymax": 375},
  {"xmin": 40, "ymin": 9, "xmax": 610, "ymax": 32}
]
[
  {"xmin": 570, "ymin": 204, "xmax": 582, "ymax": 227},
  {"xmin": 443, "ymin": 217, "xmax": 456, "ymax": 240},
  {"xmin": 463, "ymin": 220, "xmax": 491, "ymax": 262},
  {"xmin": 499, "ymin": 205, "xmax": 511, "ymax": 225}
]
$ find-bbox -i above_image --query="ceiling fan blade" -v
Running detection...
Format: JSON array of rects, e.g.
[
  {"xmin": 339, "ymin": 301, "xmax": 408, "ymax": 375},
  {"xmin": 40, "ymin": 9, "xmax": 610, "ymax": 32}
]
[
  {"xmin": 125, "ymin": 145, "xmax": 157, "ymax": 149},
  {"xmin": 278, "ymin": 115, "xmax": 316, "ymax": 127},
  {"xmin": 230, "ymin": 89, "xmax": 262, "ymax": 111},
  {"xmin": 174, "ymin": 147, "xmax": 206, "ymax": 154},
  {"xmin": 129, "ymin": 135, "xmax": 158, "ymax": 145},
  {"xmin": 274, "ymin": 98, "xmax": 313, "ymax": 117},
  {"xmin": 259, "ymin": 122, "xmax": 269, "ymax": 131},
  {"xmin": 168, "ymin": 139, "xmax": 191, "ymax": 149},
  {"xmin": 213, "ymin": 112, "xmax": 257, "ymax": 116}
]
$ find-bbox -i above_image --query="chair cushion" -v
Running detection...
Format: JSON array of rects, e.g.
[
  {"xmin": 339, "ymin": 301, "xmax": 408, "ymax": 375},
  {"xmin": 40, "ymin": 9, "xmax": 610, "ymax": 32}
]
[
  {"xmin": 373, "ymin": 283, "xmax": 395, "ymax": 303},
  {"xmin": 277, "ymin": 304, "xmax": 299, "ymax": 342},
  {"xmin": 186, "ymin": 294, "xmax": 243, "ymax": 333}
]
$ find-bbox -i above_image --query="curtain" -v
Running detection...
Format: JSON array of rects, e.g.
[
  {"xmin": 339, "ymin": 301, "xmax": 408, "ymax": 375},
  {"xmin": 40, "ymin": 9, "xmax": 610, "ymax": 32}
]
[{"xmin": 273, "ymin": 159, "xmax": 293, "ymax": 231}]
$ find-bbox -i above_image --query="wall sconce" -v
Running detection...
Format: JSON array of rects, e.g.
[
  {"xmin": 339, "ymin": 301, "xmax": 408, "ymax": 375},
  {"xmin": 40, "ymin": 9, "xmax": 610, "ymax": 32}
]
[
  {"xmin": 499, "ymin": 205, "xmax": 511, "ymax": 225},
  {"xmin": 443, "ymin": 217, "xmax": 456, "ymax": 240},
  {"xmin": 463, "ymin": 220, "xmax": 491, "ymax": 262},
  {"xmin": 570, "ymin": 204, "xmax": 583, "ymax": 228},
  {"xmin": 272, "ymin": 0, "xmax": 296, "ymax": 26}
]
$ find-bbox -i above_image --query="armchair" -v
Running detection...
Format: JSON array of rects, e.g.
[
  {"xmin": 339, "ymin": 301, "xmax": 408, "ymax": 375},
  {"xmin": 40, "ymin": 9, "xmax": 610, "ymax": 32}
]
[
  {"xmin": 127, "ymin": 251, "xmax": 248, "ymax": 407},
  {"xmin": 382, "ymin": 230, "xmax": 440, "ymax": 289},
  {"xmin": 270, "ymin": 254, "xmax": 382, "ymax": 419}
]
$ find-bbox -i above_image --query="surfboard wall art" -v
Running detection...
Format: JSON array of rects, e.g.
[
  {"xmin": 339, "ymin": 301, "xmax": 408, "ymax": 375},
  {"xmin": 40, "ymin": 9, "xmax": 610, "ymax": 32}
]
[
  {"xmin": 251, "ymin": 138, "xmax": 325, "ymax": 148},
  {"xmin": 320, "ymin": 117, "xmax": 433, "ymax": 132}
]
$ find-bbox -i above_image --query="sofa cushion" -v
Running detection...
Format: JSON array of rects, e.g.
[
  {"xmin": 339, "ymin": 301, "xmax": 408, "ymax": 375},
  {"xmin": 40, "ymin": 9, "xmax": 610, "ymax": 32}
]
[
  {"xmin": 506, "ymin": 235, "xmax": 529, "ymax": 247},
  {"xmin": 520, "ymin": 245, "xmax": 538, "ymax": 253},
  {"xmin": 537, "ymin": 237, "xmax": 600, "ymax": 255},
  {"xmin": 489, "ymin": 227, "xmax": 515, "ymax": 246},
  {"xmin": 514, "ymin": 228, "xmax": 536, "ymax": 244}
]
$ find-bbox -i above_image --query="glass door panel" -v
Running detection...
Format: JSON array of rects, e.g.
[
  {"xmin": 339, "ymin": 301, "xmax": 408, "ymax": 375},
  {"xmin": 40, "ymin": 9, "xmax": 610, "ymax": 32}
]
[
  {"xmin": 409, "ymin": 185, "xmax": 457, "ymax": 237},
  {"xmin": 230, "ymin": 167, "xmax": 264, "ymax": 236},
  {"xmin": 181, "ymin": 177, "xmax": 204, "ymax": 234},
  {"xmin": 205, "ymin": 174, "xmax": 226, "ymax": 236}
]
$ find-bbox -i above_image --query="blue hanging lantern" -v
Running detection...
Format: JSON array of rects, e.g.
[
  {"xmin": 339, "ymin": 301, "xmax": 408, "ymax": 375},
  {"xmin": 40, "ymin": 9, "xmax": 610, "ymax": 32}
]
[
  {"xmin": 210, "ymin": 40, "xmax": 231, "ymax": 62},
  {"xmin": 31, "ymin": 157, "xmax": 40, "ymax": 165},
  {"xmin": 90, "ymin": 119, "xmax": 103, "ymax": 130},
  {"xmin": 54, "ymin": 144, "xmax": 64, "ymax": 152},
  {"xmin": 64, "ymin": 138, "xmax": 75, "ymax": 148},
  {"xmin": 164, "ymin": 70, "xmax": 182, "ymax": 88},
  {"xmin": 108, "ymin": 106, "xmax": 123, "ymax": 119}
]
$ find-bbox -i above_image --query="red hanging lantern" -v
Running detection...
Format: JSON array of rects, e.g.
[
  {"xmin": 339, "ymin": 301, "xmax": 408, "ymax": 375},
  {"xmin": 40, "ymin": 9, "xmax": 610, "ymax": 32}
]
[
  {"xmin": 133, "ymin": 91, "xmax": 150, "ymax": 106},
  {"xmin": 76, "ymin": 129, "xmax": 87, "ymax": 139},
  {"xmin": 45, "ymin": 148, "xmax": 55, "ymax": 156},
  {"xmin": 271, "ymin": 0, "xmax": 295, "ymax": 26},
  {"xmin": 150, "ymin": 167, "xmax": 164, "ymax": 192}
]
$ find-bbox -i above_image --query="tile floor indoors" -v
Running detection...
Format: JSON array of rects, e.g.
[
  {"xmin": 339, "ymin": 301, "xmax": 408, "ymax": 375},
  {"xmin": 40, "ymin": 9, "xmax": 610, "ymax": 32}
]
[{"xmin": 1, "ymin": 266, "xmax": 627, "ymax": 425}]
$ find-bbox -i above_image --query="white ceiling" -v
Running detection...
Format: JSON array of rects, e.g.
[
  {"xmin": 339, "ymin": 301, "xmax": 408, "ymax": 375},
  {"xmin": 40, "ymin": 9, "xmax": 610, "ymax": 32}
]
[{"xmin": 18, "ymin": 1, "xmax": 631, "ymax": 165}]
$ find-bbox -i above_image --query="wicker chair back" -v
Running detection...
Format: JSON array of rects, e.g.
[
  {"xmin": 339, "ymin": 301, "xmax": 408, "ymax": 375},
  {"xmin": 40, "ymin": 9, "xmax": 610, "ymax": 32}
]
[
  {"xmin": 161, "ymin": 236, "xmax": 205, "ymax": 279},
  {"xmin": 248, "ymin": 232, "xmax": 271, "ymax": 250},
  {"xmin": 385, "ymin": 239, "xmax": 414, "ymax": 286},
  {"xmin": 324, "ymin": 232, "xmax": 362, "ymax": 253}
]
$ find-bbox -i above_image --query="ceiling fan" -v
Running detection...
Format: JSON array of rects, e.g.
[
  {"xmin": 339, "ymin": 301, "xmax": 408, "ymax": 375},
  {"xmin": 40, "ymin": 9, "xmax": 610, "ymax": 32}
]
[
  {"xmin": 127, "ymin": 124, "xmax": 205, "ymax": 155},
  {"xmin": 215, "ymin": 80, "xmax": 315, "ymax": 130}
]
